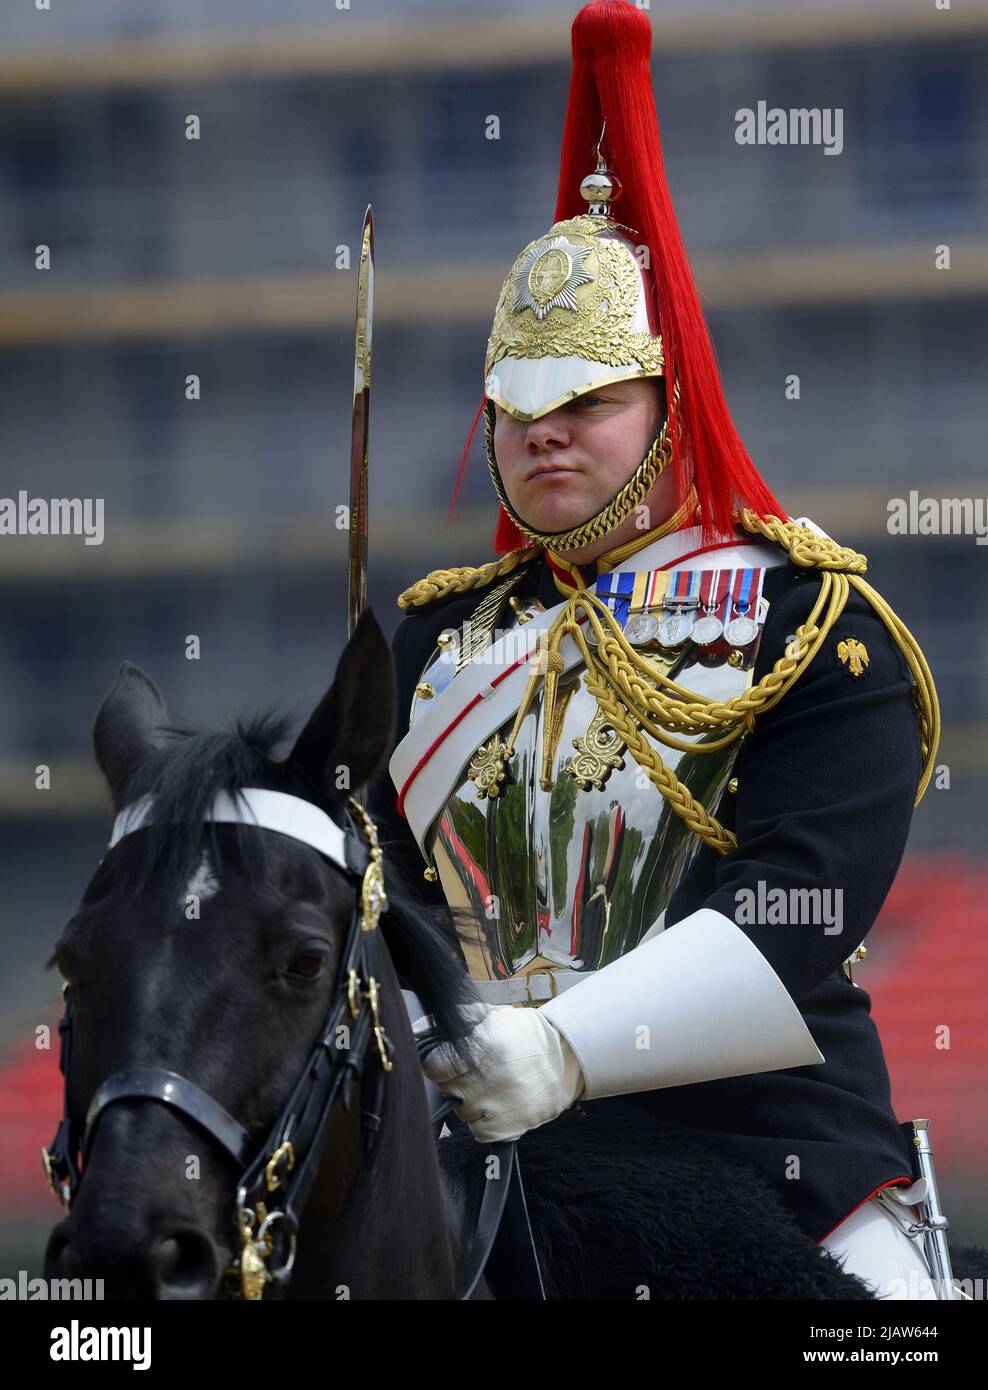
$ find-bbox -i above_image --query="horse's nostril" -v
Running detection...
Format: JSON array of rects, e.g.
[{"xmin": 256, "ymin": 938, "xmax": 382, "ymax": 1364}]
[{"xmin": 149, "ymin": 1228, "xmax": 219, "ymax": 1299}]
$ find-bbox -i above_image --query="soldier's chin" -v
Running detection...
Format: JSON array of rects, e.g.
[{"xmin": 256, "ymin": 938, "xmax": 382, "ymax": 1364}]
[{"xmin": 518, "ymin": 489, "xmax": 595, "ymax": 537}]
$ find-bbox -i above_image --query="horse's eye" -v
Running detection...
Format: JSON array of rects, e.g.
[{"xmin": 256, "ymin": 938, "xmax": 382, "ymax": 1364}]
[{"xmin": 288, "ymin": 950, "xmax": 328, "ymax": 981}]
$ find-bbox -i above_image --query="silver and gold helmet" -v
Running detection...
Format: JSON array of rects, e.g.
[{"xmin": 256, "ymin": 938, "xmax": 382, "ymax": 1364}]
[
  {"xmin": 484, "ymin": 210, "xmax": 664, "ymax": 423},
  {"xmin": 481, "ymin": 161, "xmax": 673, "ymax": 553}
]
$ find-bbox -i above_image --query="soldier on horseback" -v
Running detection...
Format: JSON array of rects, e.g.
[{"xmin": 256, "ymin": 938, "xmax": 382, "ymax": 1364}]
[{"xmin": 369, "ymin": 0, "xmax": 960, "ymax": 1300}]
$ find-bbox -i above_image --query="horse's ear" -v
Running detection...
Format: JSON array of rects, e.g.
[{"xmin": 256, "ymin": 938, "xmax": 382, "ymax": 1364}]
[
  {"xmin": 93, "ymin": 662, "xmax": 170, "ymax": 809},
  {"xmin": 287, "ymin": 608, "xmax": 397, "ymax": 797}
]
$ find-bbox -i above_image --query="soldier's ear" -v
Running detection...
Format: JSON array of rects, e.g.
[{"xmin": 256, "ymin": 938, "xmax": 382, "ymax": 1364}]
[{"xmin": 286, "ymin": 608, "xmax": 397, "ymax": 797}]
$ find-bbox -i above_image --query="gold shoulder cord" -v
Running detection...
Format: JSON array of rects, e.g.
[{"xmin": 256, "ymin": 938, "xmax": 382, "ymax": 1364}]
[
  {"xmin": 395, "ymin": 511, "xmax": 939, "ymax": 855},
  {"xmin": 397, "ymin": 544, "xmax": 538, "ymax": 611}
]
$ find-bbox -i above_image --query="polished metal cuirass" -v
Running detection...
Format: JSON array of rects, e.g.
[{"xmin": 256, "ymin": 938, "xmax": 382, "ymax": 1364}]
[{"xmin": 409, "ymin": 592, "xmax": 763, "ymax": 989}]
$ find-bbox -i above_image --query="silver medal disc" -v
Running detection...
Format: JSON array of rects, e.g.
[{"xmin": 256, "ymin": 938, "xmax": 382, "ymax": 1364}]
[
  {"xmin": 657, "ymin": 611, "xmax": 694, "ymax": 648},
  {"xmin": 724, "ymin": 615, "xmax": 759, "ymax": 648},
  {"xmin": 691, "ymin": 614, "xmax": 724, "ymax": 646},
  {"xmin": 624, "ymin": 613, "xmax": 660, "ymax": 646}
]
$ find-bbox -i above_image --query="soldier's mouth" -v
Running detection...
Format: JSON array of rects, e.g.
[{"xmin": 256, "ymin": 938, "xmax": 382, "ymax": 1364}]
[{"xmin": 527, "ymin": 464, "xmax": 580, "ymax": 482}]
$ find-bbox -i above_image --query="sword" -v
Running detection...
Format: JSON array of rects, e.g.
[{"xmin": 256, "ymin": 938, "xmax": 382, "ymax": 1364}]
[{"xmin": 348, "ymin": 206, "xmax": 374, "ymax": 639}]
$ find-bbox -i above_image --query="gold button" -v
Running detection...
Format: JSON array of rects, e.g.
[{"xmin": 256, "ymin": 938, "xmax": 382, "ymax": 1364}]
[
  {"xmin": 423, "ymin": 865, "xmax": 438, "ymax": 882},
  {"xmin": 414, "ymin": 682, "xmax": 435, "ymax": 700},
  {"xmin": 728, "ymin": 778, "xmax": 738, "ymax": 794}
]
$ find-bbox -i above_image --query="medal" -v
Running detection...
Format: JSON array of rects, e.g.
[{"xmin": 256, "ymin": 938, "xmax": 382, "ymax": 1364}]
[
  {"xmin": 593, "ymin": 569, "xmax": 670, "ymax": 649},
  {"xmin": 691, "ymin": 611, "xmax": 724, "ymax": 646},
  {"xmin": 690, "ymin": 569, "xmax": 728, "ymax": 666},
  {"xmin": 724, "ymin": 613, "xmax": 758, "ymax": 647},
  {"xmin": 723, "ymin": 570, "xmax": 761, "ymax": 650},
  {"xmin": 624, "ymin": 613, "xmax": 660, "ymax": 645},
  {"xmin": 691, "ymin": 568, "xmax": 726, "ymax": 647},
  {"xmin": 657, "ymin": 610, "xmax": 694, "ymax": 648},
  {"xmin": 658, "ymin": 572, "xmax": 700, "ymax": 650}
]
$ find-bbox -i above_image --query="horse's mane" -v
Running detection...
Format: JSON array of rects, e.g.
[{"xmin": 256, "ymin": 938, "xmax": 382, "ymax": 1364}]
[
  {"xmin": 106, "ymin": 710, "xmax": 480, "ymax": 1061},
  {"xmin": 114, "ymin": 709, "xmax": 294, "ymax": 898}
]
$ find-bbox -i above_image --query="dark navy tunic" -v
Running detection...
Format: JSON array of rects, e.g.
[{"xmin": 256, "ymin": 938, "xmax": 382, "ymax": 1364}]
[{"xmin": 367, "ymin": 538, "xmax": 924, "ymax": 1244}]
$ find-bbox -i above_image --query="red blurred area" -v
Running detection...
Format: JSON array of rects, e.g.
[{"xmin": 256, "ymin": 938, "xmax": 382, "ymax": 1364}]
[{"xmin": 2, "ymin": 854, "xmax": 985, "ymax": 1217}]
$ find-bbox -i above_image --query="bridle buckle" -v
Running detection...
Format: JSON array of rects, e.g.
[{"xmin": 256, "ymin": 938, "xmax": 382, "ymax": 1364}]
[
  {"xmin": 41, "ymin": 1146, "xmax": 70, "ymax": 1210},
  {"xmin": 238, "ymin": 1202, "xmax": 273, "ymax": 1301},
  {"xmin": 264, "ymin": 1140, "xmax": 295, "ymax": 1194},
  {"xmin": 364, "ymin": 975, "xmax": 394, "ymax": 1073}
]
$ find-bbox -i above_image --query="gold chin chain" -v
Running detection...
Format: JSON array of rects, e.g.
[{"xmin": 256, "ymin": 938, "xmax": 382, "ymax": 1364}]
[{"xmin": 484, "ymin": 404, "xmax": 675, "ymax": 552}]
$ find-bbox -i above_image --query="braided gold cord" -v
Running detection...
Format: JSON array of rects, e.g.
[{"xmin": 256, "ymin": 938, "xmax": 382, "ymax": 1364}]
[
  {"xmin": 535, "ymin": 585, "xmax": 838, "ymax": 855},
  {"xmin": 397, "ymin": 544, "xmax": 538, "ymax": 611},
  {"xmin": 582, "ymin": 678, "xmax": 740, "ymax": 854},
  {"xmin": 523, "ymin": 514, "xmax": 936, "ymax": 853},
  {"xmin": 572, "ymin": 576, "xmax": 840, "ymax": 747},
  {"xmin": 736, "ymin": 511, "xmax": 938, "ymax": 797},
  {"xmin": 737, "ymin": 510, "xmax": 868, "ymax": 574},
  {"xmin": 397, "ymin": 505, "xmax": 939, "ymax": 854},
  {"xmin": 846, "ymin": 573, "xmax": 940, "ymax": 798}
]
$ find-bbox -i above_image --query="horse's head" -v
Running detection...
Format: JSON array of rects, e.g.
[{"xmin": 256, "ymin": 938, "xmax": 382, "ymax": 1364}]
[{"xmin": 42, "ymin": 609, "xmax": 472, "ymax": 1299}]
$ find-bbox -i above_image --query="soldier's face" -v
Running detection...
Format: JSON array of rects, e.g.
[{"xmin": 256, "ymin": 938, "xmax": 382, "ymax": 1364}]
[{"xmin": 493, "ymin": 378, "xmax": 664, "ymax": 538}]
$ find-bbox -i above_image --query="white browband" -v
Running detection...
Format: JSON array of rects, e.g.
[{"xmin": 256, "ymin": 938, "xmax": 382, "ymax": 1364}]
[{"xmin": 108, "ymin": 787, "xmax": 351, "ymax": 873}]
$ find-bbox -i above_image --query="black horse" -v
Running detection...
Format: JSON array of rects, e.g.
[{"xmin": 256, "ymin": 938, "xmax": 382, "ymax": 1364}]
[{"xmin": 42, "ymin": 612, "xmax": 986, "ymax": 1299}]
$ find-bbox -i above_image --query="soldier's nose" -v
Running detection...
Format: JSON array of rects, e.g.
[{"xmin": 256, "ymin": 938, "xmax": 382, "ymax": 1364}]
[{"xmin": 526, "ymin": 415, "xmax": 571, "ymax": 451}]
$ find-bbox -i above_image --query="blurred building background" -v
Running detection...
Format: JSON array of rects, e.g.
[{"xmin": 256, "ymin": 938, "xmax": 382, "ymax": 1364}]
[{"xmin": 1, "ymin": 0, "xmax": 986, "ymax": 1272}]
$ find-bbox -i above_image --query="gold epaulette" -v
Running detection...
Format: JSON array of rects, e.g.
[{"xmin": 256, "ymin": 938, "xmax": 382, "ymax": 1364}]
[
  {"xmin": 736, "ymin": 509, "xmax": 868, "ymax": 574},
  {"xmin": 396, "ymin": 545, "xmax": 539, "ymax": 610}
]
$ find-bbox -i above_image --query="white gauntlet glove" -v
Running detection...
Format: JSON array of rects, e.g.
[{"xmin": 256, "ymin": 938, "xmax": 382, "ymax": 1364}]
[
  {"xmin": 414, "ymin": 1002, "xmax": 585, "ymax": 1144},
  {"xmin": 413, "ymin": 909, "xmax": 823, "ymax": 1137}
]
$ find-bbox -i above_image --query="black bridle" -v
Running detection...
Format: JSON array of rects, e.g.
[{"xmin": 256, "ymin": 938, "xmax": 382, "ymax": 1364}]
[
  {"xmin": 43, "ymin": 795, "xmax": 397, "ymax": 1300},
  {"xmin": 43, "ymin": 790, "xmax": 541, "ymax": 1300}
]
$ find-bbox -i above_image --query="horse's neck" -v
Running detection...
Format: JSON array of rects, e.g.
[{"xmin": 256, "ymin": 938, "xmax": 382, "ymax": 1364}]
[{"xmin": 289, "ymin": 964, "xmax": 461, "ymax": 1299}]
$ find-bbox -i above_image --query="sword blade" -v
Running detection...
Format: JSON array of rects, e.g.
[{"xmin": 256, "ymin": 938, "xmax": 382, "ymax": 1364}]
[{"xmin": 348, "ymin": 205, "xmax": 374, "ymax": 638}]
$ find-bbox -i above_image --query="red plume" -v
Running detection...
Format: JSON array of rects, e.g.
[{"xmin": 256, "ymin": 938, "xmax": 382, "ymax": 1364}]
[{"xmin": 481, "ymin": 0, "xmax": 783, "ymax": 553}]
